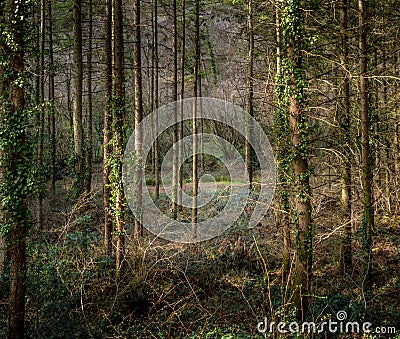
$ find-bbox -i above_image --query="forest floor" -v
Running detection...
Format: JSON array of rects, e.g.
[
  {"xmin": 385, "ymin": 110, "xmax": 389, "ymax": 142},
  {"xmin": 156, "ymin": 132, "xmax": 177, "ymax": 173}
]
[{"xmin": 1, "ymin": 164, "xmax": 400, "ymax": 338}]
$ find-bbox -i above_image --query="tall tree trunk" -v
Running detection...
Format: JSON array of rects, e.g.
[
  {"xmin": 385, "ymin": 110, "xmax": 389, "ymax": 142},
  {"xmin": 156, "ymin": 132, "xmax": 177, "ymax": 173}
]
[
  {"xmin": 359, "ymin": 0, "xmax": 373, "ymax": 292},
  {"xmin": 37, "ymin": 0, "xmax": 45, "ymax": 229},
  {"xmin": 150, "ymin": 1, "xmax": 155, "ymax": 176},
  {"xmin": 72, "ymin": 0, "xmax": 84, "ymax": 197},
  {"xmin": 153, "ymin": 0, "xmax": 160, "ymax": 199},
  {"xmin": 48, "ymin": 0, "xmax": 56, "ymax": 198},
  {"xmin": 178, "ymin": 0, "xmax": 185, "ymax": 209},
  {"xmin": 245, "ymin": 0, "xmax": 254, "ymax": 187},
  {"xmin": 113, "ymin": 0, "xmax": 126, "ymax": 270},
  {"xmin": 191, "ymin": 0, "xmax": 200, "ymax": 237},
  {"xmin": 103, "ymin": 0, "xmax": 113, "ymax": 255},
  {"xmin": 338, "ymin": 0, "xmax": 353, "ymax": 274},
  {"xmin": 275, "ymin": 0, "xmax": 291, "ymax": 285},
  {"xmin": 393, "ymin": 52, "xmax": 399, "ymax": 212},
  {"xmin": 133, "ymin": 0, "xmax": 144, "ymax": 238},
  {"xmin": 382, "ymin": 52, "xmax": 391, "ymax": 213},
  {"xmin": 0, "ymin": 1, "xmax": 32, "ymax": 336},
  {"xmin": 85, "ymin": 0, "xmax": 93, "ymax": 193},
  {"xmin": 290, "ymin": 101, "xmax": 312, "ymax": 322},
  {"xmin": 0, "ymin": 0, "xmax": 7, "ymax": 295},
  {"xmin": 172, "ymin": 0, "xmax": 179, "ymax": 219},
  {"xmin": 280, "ymin": 0, "xmax": 313, "ymax": 321}
]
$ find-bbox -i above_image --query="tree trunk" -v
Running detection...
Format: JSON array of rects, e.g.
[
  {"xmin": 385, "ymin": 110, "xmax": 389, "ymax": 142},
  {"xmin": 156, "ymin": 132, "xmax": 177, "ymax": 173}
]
[
  {"xmin": 338, "ymin": 0, "xmax": 353, "ymax": 274},
  {"xmin": 72, "ymin": 0, "xmax": 84, "ymax": 197},
  {"xmin": 113, "ymin": 0, "xmax": 126, "ymax": 271},
  {"xmin": 191, "ymin": 0, "xmax": 200, "ymax": 237},
  {"xmin": 359, "ymin": 0, "xmax": 373, "ymax": 292},
  {"xmin": 393, "ymin": 52, "xmax": 399, "ymax": 212},
  {"xmin": 133, "ymin": 0, "xmax": 143, "ymax": 238},
  {"xmin": 48, "ymin": 0, "xmax": 56, "ymax": 198},
  {"xmin": 172, "ymin": 0, "xmax": 179, "ymax": 220},
  {"xmin": 37, "ymin": 0, "xmax": 45, "ymax": 230},
  {"xmin": 154, "ymin": 0, "xmax": 160, "ymax": 199},
  {"xmin": 382, "ymin": 52, "xmax": 391, "ymax": 213},
  {"xmin": 178, "ymin": 0, "xmax": 185, "ymax": 210},
  {"xmin": 280, "ymin": 0, "xmax": 313, "ymax": 322},
  {"xmin": 103, "ymin": 0, "xmax": 113, "ymax": 256},
  {"xmin": 245, "ymin": 0, "xmax": 254, "ymax": 187},
  {"xmin": 0, "ymin": 1, "xmax": 31, "ymax": 336},
  {"xmin": 290, "ymin": 100, "xmax": 312, "ymax": 322},
  {"xmin": 275, "ymin": 0, "xmax": 291, "ymax": 285},
  {"xmin": 85, "ymin": 0, "xmax": 93, "ymax": 193},
  {"xmin": 0, "ymin": 0, "xmax": 8, "ymax": 282}
]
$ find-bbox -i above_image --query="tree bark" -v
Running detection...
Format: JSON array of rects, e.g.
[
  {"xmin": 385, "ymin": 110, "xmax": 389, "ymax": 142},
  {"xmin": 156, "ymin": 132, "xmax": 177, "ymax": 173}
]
[
  {"xmin": 85, "ymin": 0, "xmax": 93, "ymax": 193},
  {"xmin": 49, "ymin": 0, "xmax": 56, "ymax": 198},
  {"xmin": 275, "ymin": 0, "xmax": 291, "ymax": 285},
  {"xmin": 245, "ymin": 0, "xmax": 254, "ymax": 187},
  {"xmin": 72, "ymin": 0, "xmax": 84, "ymax": 197},
  {"xmin": 0, "ymin": 1, "xmax": 31, "ymax": 336},
  {"xmin": 172, "ymin": 0, "xmax": 179, "ymax": 219},
  {"xmin": 112, "ymin": 0, "xmax": 126, "ymax": 270},
  {"xmin": 36, "ymin": 0, "xmax": 45, "ymax": 229},
  {"xmin": 154, "ymin": 0, "xmax": 160, "ymax": 199},
  {"xmin": 338, "ymin": 0, "xmax": 353, "ymax": 274},
  {"xmin": 133, "ymin": 0, "xmax": 144, "ymax": 238},
  {"xmin": 280, "ymin": 0, "xmax": 313, "ymax": 322},
  {"xmin": 178, "ymin": 0, "xmax": 185, "ymax": 209},
  {"xmin": 103, "ymin": 0, "xmax": 113, "ymax": 256},
  {"xmin": 393, "ymin": 52, "xmax": 399, "ymax": 212},
  {"xmin": 359, "ymin": 0, "xmax": 373, "ymax": 292},
  {"xmin": 191, "ymin": 0, "xmax": 200, "ymax": 237}
]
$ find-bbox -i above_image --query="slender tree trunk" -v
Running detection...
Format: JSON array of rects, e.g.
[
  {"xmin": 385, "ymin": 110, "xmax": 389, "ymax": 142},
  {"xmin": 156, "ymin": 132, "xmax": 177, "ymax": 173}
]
[
  {"xmin": 359, "ymin": 0, "xmax": 373, "ymax": 292},
  {"xmin": 0, "ymin": 2, "xmax": 7, "ymax": 274},
  {"xmin": 383, "ymin": 52, "xmax": 391, "ymax": 213},
  {"xmin": 150, "ymin": 3, "xmax": 155, "ymax": 171},
  {"xmin": 191, "ymin": 0, "xmax": 200, "ymax": 237},
  {"xmin": 48, "ymin": 0, "xmax": 56, "ymax": 198},
  {"xmin": 72, "ymin": 0, "xmax": 84, "ymax": 197},
  {"xmin": 275, "ymin": 0, "xmax": 291, "ymax": 284},
  {"xmin": 395, "ymin": 123, "xmax": 399, "ymax": 176},
  {"xmin": 178, "ymin": 0, "xmax": 185, "ymax": 209},
  {"xmin": 393, "ymin": 52, "xmax": 399, "ymax": 212},
  {"xmin": 154, "ymin": 0, "xmax": 160, "ymax": 199},
  {"xmin": 37, "ymin": 0, "xmax": 45, "ymax": 230},
  {"xmin": 394, "ymin": 118, "xmax": 399, "ymax": 212},
  {"xmin": 133, "ymin": 0, "xmax": 144, "ymax": 238},
  {"xmin": 172, "ymin": 0, "xmax": 179, "ymax": 219},
  {"xmin": 103, "ymin": 0, "xmax": 113, "ymax": 256},
  {"xmin": 373, "ymin": 49, "xmax": 380, "ymax": 197},
  {"xmin": 85, "ymin": 0, "xmax": 93, "ymax": 193},
  {"xmin": 199, "ymin": 73, "xmax": 204, "ymax": 173},
  {"xmin": 113, "ymin": 0, "xmax": 126, "ymax": 270},
  {"xmin": 338, "ymin": 0, "xmax": 353, "ymax": 274},
  {"xmin": 245, "ymin": 0, "xmax": 254, "ymax": 187}
]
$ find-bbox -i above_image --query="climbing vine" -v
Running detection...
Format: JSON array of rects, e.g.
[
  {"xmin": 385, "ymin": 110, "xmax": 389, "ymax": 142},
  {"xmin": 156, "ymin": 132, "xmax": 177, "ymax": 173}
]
[
  {"xmin": 275, "ymin": 0, "xmax": 314, "ymax": 319},
  {"xmin": 0, "ymin": 0, "xmax": 35, "ymax": 240},
  {"xmin": 108, "ymin": 95, "xmax": 127, "ymax": 236}
]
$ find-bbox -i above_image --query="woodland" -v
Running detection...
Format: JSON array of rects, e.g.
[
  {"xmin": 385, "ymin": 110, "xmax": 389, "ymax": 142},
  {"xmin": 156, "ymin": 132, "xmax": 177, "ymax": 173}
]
[{"xmin": 0, "ymin": 0, "xmax": 399, "ymax": 338}]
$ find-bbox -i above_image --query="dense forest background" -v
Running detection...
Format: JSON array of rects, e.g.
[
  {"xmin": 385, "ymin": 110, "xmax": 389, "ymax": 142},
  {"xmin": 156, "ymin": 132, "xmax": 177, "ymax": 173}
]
[{"xmin": 0, "ymin": 0, "xmax": 399, "ymax": 337}]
